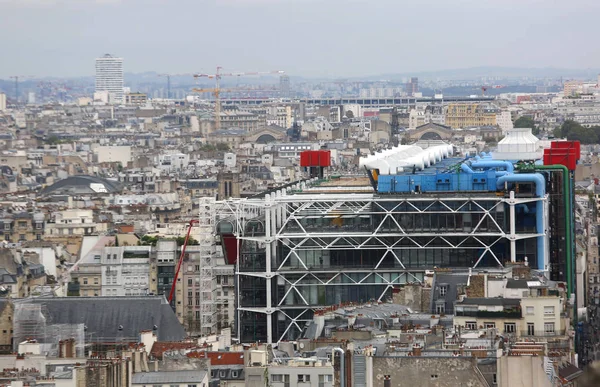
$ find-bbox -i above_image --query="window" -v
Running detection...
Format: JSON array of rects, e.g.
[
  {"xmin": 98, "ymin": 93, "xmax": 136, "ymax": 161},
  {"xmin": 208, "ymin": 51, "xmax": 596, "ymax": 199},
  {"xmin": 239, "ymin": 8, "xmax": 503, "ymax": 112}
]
[
  {"xmin": 94, "ymin": 278, "xmax": 98, "ymax": 285},
  {"xmin": 231, "ymin": 370, "xmax": 238, "ymax": 378},
  {"xmin": 435, "ymin": 301, "xmax": 445, "ymax": 314},
  {"xmin": 493, "ymin": 373, "xmax": 497, "ymax": 384},
  {"xmin": 113, "ymin": 254, "xmax": 117, "ymax": 260},
  {"xmin": 439, "ymin": 285, "xmax": 447, "ymax": 296},
  {"xmin": 83, "ymin": 278, "xmax": 88, "ymax": 285},
  {"xmin": 527, "ymin": 323, "xmax": 535, "ymax": 336},
  {"xmin": 526, "ymin": 306, "xmax": 534, "ymax": 315},
  {"xmin": 298, "ymin": 375, "xmax": 310, "ymax": 383},
  {"xmin": 272, "ymin": 374, "xmax": 289, "ymax": 383},
  {"xmin": 504, "ymin": 323, "xmax": 516, "ymax": 333},
  {"xmin": 465, "ymin": 321, "xmax": 477, "ymax": 330},
  {"xmin": 19, "ymin": 234, "xmax": 25, "ymax": 241},
  {"xmin": 431, "ymin": 374, "xmax": 439, "ymax": 380},
  {"xmin": 544, "ymin": 306, "xmax": 555, "ymax": 315},
  {"xmin": 319, "ymin": 374, "xmax": 333, "ymax": 386},
  {"xmin": 544, "ymin": 322, "xmax": 555, "ymax": 334},
  {"xmin": 484, "ymin": 322, "xmax": 495, "ymax": 329},
  {"xmin": 188, "ymin": 279, "xmax": 193, "ymax": 285}
]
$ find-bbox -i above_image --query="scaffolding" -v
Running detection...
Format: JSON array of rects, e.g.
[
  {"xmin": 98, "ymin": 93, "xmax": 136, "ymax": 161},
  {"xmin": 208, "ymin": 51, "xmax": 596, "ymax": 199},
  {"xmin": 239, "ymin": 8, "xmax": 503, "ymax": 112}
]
[
  {"xmin": 198, "ymin": 197, "xmax": 217, "ymax": 336},
  {"xmin": 13, "ymin": 300, "xmax": 85, "ymax": 357}
]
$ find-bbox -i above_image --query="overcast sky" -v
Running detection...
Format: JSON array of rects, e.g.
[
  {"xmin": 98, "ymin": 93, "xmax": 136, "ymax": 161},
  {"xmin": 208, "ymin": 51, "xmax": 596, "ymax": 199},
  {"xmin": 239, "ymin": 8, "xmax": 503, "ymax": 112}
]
[{"xmin": 0, "ymin": 0, "xmax": 597, "ymax": 79}]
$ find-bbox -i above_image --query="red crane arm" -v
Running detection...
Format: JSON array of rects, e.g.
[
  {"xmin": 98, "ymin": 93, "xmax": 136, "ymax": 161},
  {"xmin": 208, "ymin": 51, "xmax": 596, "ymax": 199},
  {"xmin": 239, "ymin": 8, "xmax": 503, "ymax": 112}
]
[{"xmin": 168, "ymin": 219, "xmax": 199, "ymax": 303}]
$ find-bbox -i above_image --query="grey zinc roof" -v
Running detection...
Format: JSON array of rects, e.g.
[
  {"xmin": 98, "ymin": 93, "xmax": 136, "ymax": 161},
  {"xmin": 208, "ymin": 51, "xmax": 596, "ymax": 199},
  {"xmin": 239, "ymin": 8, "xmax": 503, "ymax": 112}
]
[
  {"xmin": 430, "ymin": 273, "xmax": 469, "ymax": 314},
  {"xmin": 132, "ymin": 370, "xmax": 207, "ymax": 384},
  {"xmin": 505, "ymin": 279, "xmax": 531, "ymax": 289},
  {"xmin": 40, "ymin": 175, "xmax": 123, "ymax": 196},
  {"xmin": 457, "ymin": 297, "xmax": 521, "ymax": 306},
  {"xmin": 14, "ymin": 296, "xmax": 185, "ymax": 342}
]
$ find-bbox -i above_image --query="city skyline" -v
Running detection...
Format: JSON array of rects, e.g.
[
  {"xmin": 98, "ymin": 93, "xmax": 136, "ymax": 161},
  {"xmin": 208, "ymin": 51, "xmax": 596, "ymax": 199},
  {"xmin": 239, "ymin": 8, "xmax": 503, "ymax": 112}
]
[{"xmin": 1, "ymin": 0, "xmax": 599, "ymax": 78}]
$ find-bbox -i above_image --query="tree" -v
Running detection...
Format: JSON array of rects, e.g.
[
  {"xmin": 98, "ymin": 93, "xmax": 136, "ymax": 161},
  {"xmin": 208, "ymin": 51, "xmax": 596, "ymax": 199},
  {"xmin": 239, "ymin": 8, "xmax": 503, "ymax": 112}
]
[
  {"xmin": 555, "ymin": 120, "xmax": 598, "ymax": 144},
  {"xmin": 345, "ymin": 110, "xmax": 354, "ymax": 119},
  {"xmin": 514, "ymin": 116, "xmax": 539, "ymax": 135},
  {"xmin": 176, "ymin": 236, "xmax": 199, "ymax": 246},
  {"xmin": 216, "ymin": 143, "xmax": 230, "ymax": 151},
  {"xmin": 139, "ymin": 235, "xmax": 159, "ymax": 246}
]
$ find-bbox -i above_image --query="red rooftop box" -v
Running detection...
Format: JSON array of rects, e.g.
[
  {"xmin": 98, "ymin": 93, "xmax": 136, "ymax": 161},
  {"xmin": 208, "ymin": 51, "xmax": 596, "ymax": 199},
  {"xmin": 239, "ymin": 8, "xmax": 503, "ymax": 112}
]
[
  {"xmin": 543, "ymin": 141, "xmax": 580, "ymax": 171},
  {"xmin": 300, "ymin": 150, "xmax": 331, "ymax": 167}
]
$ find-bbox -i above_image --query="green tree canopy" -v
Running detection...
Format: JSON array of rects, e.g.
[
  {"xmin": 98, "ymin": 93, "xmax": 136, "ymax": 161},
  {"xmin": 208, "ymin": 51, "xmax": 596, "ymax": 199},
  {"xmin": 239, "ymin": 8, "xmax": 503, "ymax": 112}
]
[
  {"xmin": 216, "ymin": 143, "xmax": 230, "ymax": 151},
  {"xmin": 513, "ymin": 116, "xmax": 539, "ymax": 135},
  {"xmin": 554, "ymin": 120, "xmax": 600, "ymax": 144}
]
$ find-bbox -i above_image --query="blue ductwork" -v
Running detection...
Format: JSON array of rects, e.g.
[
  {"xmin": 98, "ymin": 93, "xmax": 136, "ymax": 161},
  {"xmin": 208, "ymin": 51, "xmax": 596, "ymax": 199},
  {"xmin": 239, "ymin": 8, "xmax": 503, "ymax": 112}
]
[
  {"xmin": 497, "ymin": 173, "xmax": 546, "ymax": 270},
  {"xmin": 461, "ymin": 163, "xmax": 474, "ymax": 174},
  {"xmin": 471, "ymin": 160, "xmax": 515, "ymax": 173}
]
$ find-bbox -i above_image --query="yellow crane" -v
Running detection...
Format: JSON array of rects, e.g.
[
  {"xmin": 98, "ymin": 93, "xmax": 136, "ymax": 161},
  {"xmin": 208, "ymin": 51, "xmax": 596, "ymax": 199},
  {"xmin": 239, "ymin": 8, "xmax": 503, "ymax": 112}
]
[{"xmin": 193, "ymin": 67, "xmax": 284, "ymax": 130}]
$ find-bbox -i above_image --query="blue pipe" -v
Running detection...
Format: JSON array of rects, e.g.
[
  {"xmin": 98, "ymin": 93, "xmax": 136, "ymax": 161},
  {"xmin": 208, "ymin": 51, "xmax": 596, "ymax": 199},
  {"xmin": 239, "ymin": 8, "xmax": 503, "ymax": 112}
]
[
  {"xmin": 517, "ymin": 204, "xmax": 530, "ymax": 214},
  {"xmin": 471, "ymin": 160, "xmax": 515, "ymax": 173},
  {"xmin": 461, "ymin": 163, "xmax": 474, "ymax": 174},
  {"xmin": 497, "ymin": 173, "xmax": 545, "ymax": 270}
]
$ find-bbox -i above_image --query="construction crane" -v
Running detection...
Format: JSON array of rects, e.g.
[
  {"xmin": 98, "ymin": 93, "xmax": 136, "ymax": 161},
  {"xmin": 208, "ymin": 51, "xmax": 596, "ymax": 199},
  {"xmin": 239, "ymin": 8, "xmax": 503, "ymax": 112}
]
[
  {"xmin": 9, "ymin": 75, "xmax": 34, "ymax": 103},
  {"xmin": 168, "ymin": 219, "xmax": 199, "ymax": 304},
  {"xmin": 193, "ymin": 67, "xmax": 284, "ymax": 130},
  {"xmin": 481, "ymin": 85, "xmax": 506, "ymax": 96},
  {"xmin": 157, "ymin": 73, "xmax": 193, "ymax": 99}
]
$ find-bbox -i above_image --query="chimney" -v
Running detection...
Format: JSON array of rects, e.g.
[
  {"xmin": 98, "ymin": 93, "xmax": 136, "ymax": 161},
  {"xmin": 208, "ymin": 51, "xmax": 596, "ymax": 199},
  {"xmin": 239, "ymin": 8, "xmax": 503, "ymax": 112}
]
[
  {"xmin": 412, "ymin": 343, "xmax": 422, "ymax": 357},
  {"xmin": 384, "ymin": 375, "xmax": 391, "ymax": 387}
]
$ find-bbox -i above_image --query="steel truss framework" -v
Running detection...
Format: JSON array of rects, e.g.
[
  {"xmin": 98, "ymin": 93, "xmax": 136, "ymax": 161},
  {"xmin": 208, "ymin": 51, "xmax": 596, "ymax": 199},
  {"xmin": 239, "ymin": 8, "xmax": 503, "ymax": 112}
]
[{"xmin": 216, "ymin": 191, "xmax": 548, "ymax": 344}]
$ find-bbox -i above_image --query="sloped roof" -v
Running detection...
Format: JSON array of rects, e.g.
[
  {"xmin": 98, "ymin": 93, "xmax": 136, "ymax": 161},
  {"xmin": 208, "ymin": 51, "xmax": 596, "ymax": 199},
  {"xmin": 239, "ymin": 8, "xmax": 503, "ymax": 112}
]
[
  {"xmin": 150, "ymin": 341, "xmax": 200, "ymax": 360},
  {"xmin": 40, "ymin": 175, "xmax": 123, "ymax": 196},
  {"xmin": 132, "ymin": 370, "xmax": 207, "ymax": 384},
  {"xmin": 13, "ymin": 296, "xmax": 185, "ymax": 342}
]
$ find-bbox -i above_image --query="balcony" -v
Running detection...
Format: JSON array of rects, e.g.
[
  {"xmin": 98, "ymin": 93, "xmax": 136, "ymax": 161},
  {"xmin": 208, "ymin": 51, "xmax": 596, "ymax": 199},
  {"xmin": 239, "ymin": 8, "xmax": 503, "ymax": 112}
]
[
  {"xmin": 519, "ymin": 329, "xmax": 567, "ymax": 337},
  {"xmin": 455, "ymin": 310, "xmax": 522, "ymax": 319}
]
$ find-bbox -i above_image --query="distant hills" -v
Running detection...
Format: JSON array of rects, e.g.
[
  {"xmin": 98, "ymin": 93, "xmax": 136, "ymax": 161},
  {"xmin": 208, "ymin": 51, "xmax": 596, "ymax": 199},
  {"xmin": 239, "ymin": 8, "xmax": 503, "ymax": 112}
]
[{"xmin": 360, "ymin": 66, "xmax": 600, "ymax": 81}]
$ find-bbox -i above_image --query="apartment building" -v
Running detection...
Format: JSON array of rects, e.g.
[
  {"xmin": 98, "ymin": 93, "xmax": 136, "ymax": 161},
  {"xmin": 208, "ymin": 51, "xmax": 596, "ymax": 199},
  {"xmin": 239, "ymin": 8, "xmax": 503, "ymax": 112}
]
[
  {"xmin": 0, "ymin": 211, "xmax": 45, "ymax": 243},
  {"xmin": 453, "ymin": 277, "xmax": 570, "ymax": 341},
  {"xmin": 45, "ymin": 209, "xmax": 97, "ymax": 236},
  {"xmin": 101, "ymin": 245, "xmax": 153, "ymax": 296},
  {"xmin": 245, "ymin": 349, "xmax": 334, "ymax": 387},
  {"xmin": 445, "ymin": 103, "xmax": 498, "ymax": 129}
]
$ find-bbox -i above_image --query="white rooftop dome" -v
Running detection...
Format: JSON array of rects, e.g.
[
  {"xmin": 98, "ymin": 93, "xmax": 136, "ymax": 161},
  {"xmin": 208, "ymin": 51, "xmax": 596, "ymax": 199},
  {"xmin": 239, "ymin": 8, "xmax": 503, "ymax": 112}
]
[{"xmin": 492, "ymin": 128, "xmax": 543, "ymax": 161}]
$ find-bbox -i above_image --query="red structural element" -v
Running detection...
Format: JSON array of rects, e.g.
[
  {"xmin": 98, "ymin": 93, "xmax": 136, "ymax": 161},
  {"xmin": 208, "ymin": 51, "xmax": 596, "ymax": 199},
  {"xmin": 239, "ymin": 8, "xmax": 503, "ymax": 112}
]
[
  {"xmin": 543, "ymin": 141, "xmax": 580, "ymax": 171},
  {"xmin": 168, "ymin": 219, "xmax": 199, "ymax": 303},
  {"xmin": 300, "ymin": 150, "xmax": 331, "ymax": 167},
  {"xmin": 221, "ymin": 234, "xmax": 238, "ymax": 265}
]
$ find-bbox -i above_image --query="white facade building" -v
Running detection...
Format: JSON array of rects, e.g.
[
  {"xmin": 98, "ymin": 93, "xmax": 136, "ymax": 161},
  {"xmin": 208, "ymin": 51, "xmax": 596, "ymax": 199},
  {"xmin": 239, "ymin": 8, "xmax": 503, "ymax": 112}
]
[
  {"xmin": 46, "ymin": 209, "xmax": 96, "ymax": 236},
  {"xmin": 0, "ymin": 92, "xmax": 7, "ymax": 111},
  {"xmin": 95, "ymin": 54, "xmax": 124, "ymax": 104},
  {"xmin": 94, "ymin": 145, "xmax": 132, "ymax": 164},
  {"xmin": 101, "ymin": 245, "xmax": 152, "ymax": 296},
  {"xmin": 496, "ymin": 110, "xmax": 514, "ymax": 134}
]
